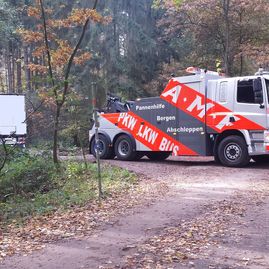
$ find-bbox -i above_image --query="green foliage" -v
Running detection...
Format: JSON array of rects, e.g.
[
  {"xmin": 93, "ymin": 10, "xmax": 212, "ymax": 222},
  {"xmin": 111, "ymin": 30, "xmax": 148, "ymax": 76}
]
[
  {"xmin": 59, "ymin": 125, "xmax": 78, "ymax": 148},
  {"xmin": 0, "ymin": 158, "xmax": 137, "ymax": 222},
  {"xmin": 152, "ymin": 0, "xmax": 161, "ymax": 9},
  {"xmin": 0, "ymin": 151, "xmax": 56, "ymax": 200},
  {"xmin": 0, "ymin": 0, "xmax": 20, "ymax": 47},
  {"xmin": 1, "ymin": 145, "xmax": 29, "ymax": 171},
  {"xmin": 152, "ymin": 0, "xmax": 183, "ymax": 8},
  {"xmin": 28, "ymin": 140, "xmax": 53, "ymax": 151},
  {"xmin": 173, "ymin": 0, "xmax": 183, "ymax": 6}
]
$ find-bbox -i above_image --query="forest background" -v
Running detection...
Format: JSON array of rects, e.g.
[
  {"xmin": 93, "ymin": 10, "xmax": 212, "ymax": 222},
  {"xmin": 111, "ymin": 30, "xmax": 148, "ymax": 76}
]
[{"xmin": 1, "ymin": 0, "xmax": 269, "ymax": 148}]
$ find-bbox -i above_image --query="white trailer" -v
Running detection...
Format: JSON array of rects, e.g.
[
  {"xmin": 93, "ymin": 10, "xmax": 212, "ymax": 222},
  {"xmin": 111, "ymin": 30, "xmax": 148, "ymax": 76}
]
[{"xmin": 0, "ymin": 94, "xmax": 27, "ymax": 146}]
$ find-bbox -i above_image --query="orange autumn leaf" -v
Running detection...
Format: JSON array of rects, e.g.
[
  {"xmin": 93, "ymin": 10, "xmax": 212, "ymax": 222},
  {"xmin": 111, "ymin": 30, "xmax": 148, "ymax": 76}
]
[
  {"xmin": 51, "ymin": 41, "xmax": 73, "ymax": 67},
  {"xmin": 27, "ymin": 5, "xmax": 53, "ymax": 18},
  {"xmin": 69, "ymin": 9, "xmax": 103, "ymax": 24},
  {"xmin": 27, "ymin": 7, "xmax": 40, "ymax": 19},
  {"xmin": 74, "ymin": 52, "xmax": 92, "ymax": 65},
  {"xmin": 17, "ymin": 29, "xmax": 43, "ymax": 43},
  {"xmin": 32, "ymin": 45, "xmax": 46, "ymax": 58},
  {"xmin": 49, "ymin": 9, "xmax": 106, "ymax": 28},
  {"xmin": 27, "ymin": 63, "xmax": 48, "ymax": 74}
]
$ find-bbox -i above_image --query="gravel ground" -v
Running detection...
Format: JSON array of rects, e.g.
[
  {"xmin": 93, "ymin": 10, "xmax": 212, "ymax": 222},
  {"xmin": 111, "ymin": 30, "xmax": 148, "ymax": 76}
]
[{"xmin": 1, "ymin": 156, "xmax": 268, "ymax": 269}]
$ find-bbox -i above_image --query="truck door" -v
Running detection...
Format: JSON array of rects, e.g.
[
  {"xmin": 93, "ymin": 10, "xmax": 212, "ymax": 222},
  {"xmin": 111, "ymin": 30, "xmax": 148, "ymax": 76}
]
[{"xmin": 234, "ymin": 77, "xmax": 267, "ymax": 130}]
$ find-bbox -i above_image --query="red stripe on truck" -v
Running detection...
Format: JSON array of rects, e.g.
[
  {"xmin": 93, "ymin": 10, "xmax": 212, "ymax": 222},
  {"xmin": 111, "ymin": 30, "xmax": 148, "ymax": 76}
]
[
  {"xmin": 160, "ymin": 79, "xmax": 265, "ymax": 132},
  {"xmin": 101, "ymin": 111, "xmax": 198, "ymax": 156}
]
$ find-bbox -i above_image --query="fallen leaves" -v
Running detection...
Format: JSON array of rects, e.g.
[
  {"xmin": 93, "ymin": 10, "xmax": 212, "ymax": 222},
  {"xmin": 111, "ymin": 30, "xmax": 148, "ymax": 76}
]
[
  {"xmin": 104, "ymin": 188, "xmax": 269, "ymax": 269},
  {"xmin": 0, "ymin": 180, "xmax": 168, "ymax": 261}
]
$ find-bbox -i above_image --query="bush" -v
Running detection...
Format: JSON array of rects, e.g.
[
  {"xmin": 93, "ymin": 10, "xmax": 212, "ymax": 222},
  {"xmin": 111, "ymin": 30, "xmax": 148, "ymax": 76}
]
[
  {"xmin": 0, "ymin": 144, "xmax": 25, "ymax": 166},
  {"xmin": 58, "ymin": 125, "xmax": 89, "ymax": 150},
  {"xmin": 0, "ymin": 160, "xmax": 137, "ymax": 222},
  {"xmin": 0, "ymin": 151, "xmax": 56, "ymax": 201}
]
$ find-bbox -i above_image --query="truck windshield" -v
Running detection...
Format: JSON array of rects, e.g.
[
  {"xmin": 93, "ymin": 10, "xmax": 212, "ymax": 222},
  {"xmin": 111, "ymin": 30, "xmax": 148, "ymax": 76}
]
[{"xmin": 266, "ymin": 79, "xmax": 269, "ymax": 104}]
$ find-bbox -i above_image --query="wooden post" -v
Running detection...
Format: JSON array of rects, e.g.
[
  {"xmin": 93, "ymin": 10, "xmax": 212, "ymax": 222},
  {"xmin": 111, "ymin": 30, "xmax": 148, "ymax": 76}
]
[{"xmin": 92, "ymin": 82, "xmax": 103, "ymax": 201}]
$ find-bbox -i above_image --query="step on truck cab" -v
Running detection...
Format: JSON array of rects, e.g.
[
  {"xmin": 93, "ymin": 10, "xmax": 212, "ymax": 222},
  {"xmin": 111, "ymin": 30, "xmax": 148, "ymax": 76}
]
[{"xmin": 89, "ymin": 68, "xmax": 269, "ymax": 167}]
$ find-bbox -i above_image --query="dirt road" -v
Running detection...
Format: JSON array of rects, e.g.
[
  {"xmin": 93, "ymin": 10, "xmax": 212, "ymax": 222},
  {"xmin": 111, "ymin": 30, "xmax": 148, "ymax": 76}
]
[{"xmin": 1, "ymin": 157, "xmax": 269, "ymax": 269}]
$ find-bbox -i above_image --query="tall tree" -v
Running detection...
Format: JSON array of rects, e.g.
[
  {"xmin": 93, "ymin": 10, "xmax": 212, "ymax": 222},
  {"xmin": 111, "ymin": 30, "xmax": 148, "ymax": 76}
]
[
  {"xmin": 157, "ymin": 0, "xmax": 269, "ymax": 75},
  {"xmin": 18, "ymin": 0, "xmax": 108, "ymax": 164},
  {"xmin": 0, "ymin": 0, "xmax": 20, "ymax": 93},
  {"xmin": 72, "ymin": 0, "xmax": 160, "ymax": 99}
]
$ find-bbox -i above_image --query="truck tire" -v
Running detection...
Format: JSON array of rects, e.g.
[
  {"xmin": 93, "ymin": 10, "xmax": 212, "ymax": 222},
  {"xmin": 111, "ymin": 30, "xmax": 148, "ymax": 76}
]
[
  {"xmin": 146, "ymin": 151, "xmax": 170, "ymax": 161},
  {"xmin": 114, "ymin": 134, "xmax": 138, "ymax": 161},
  {"xmin": 217, "ymin": 135, "xmax": 250, "ymax": 167},
  {"xmin": 90, "ymin": 134, "xmax": 114, "ymax": 159},
  {"xmin": 252, "ymin": 155, "xmax": 269, "ymax": 163},
  {"xmin": 214, "ymin": 153, "xmax": 221, "ymax": 164}
]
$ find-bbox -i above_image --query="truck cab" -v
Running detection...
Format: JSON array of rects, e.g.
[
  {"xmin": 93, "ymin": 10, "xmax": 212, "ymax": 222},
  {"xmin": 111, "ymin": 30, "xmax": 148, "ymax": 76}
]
[{"xmin": 206, "ymin": 73, "xmax": 269, "ymax": 165}]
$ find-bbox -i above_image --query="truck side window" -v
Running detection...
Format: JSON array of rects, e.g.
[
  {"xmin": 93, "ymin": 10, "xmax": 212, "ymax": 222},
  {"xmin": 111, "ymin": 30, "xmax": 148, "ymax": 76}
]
[
  {"xmin": 237, "ymin": 79, "xmax": 259, "ymax": 104},
  {"xmin": 219, "ymin": 81, "xmax": 228, "ymax": 102}
]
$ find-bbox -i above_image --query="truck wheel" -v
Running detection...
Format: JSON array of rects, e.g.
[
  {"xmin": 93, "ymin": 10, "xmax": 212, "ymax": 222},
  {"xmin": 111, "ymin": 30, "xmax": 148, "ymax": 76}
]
[
  {"xmin": 217, "ymin": 135, "xmax": 250, "ymax": 167},
  {"xmin": 146, "ymin": 151, "xmax": 170, "ymax": 161},
  {"xmin": 114, "ymin": 134, "xmax": 138, "ymax": 161},
  {"xmin": 90, "ymin": 134, "xmax": 114, "ymax": 159},
  {"xmin": 252, "ymin": 155, "xmax": 269, "ymax": 163}
]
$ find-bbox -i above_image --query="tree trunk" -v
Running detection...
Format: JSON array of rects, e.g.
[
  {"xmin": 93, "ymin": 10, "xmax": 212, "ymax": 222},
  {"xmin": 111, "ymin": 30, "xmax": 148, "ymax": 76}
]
[
  {"xmin": 238, "ymin": 10, "xmax": 243, "ymax": 76},
  {"xmin": 7, "ymin": 44, "xmax": 13, "ymax": 93},
  {"xmin": 223, "ymin": 0, "xmax": 231, "ymax": 76},
  {"xmin": 24, "ymin": 46, "xmax": 32, "ymax": 92},
  {"xmin": 4, "ymin": 52, "xmax": 8, "ymax": 92},
  {"xmin": 53, "ymin": 104, "xmax": 62, "ymax": 164},
  {"xmin": 11, "ymin": 43, "xmax": 15, "ymax": 93},
  {"xmin": 16, "ymin": 47, "xmax": 22, "ymax": 93},
  {"xmin": 39, "ymin": 0, "xmax": 99, "ymax": 165}
]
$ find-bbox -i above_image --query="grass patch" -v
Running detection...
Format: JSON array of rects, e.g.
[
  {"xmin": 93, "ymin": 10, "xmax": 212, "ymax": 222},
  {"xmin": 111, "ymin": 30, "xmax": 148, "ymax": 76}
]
[{"xmin": 0, "ymin": 152, "xmax": 137, "ymax": 223}]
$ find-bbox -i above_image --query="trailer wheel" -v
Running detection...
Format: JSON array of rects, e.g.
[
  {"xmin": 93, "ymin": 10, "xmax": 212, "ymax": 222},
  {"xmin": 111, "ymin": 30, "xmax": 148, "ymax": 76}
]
[
  {"xmin": 114, "ymin": 134, "xmax": 138, "ymax": 161},
  {"xmin": 146, "ymin": 151, "xmax": 170, "ymax": 161},
  {"xmin": 217, "ymin": 135, "xmax": 250, "ymax": 167},
  {"xmin": 252, "ymin": 155, "xmax": 269, "ymax": 163},
  {"xmin": 90, "ymin": 134, "xmax": 114, "ymax": 159}
]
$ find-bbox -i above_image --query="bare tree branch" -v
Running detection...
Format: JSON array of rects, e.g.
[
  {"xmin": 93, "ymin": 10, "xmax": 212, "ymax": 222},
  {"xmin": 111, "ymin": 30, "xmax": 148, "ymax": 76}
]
[
  {"xmin": 0, "ymin": 137, "xmax": 8, "ymax": 172},
  {"xmin": 60, "ymin": 0, "xmax": 99, "ymax": 106},
  {"xmin": 23, "ymin": 99, "xmax": 47, "ymax": 123},
  {"xmin": 39, "ymin": 0, "xmax": 58, "ymax": 101}
]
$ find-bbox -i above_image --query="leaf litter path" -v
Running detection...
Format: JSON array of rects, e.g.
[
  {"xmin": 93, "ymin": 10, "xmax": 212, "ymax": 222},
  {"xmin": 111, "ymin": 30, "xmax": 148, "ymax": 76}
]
[{"xmin": 1, "ymin": 156, "xmax": 269, "ymax": 269}]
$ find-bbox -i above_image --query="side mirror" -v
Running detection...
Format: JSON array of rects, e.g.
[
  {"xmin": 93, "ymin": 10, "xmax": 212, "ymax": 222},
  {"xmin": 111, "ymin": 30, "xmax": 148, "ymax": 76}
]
[{"xmin": 253, "ymin": 78, "xmax": 263, "ymax": 104}]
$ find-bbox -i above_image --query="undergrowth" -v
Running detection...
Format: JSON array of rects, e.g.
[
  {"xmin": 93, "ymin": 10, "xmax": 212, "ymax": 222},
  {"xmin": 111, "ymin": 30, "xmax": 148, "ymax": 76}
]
[{"xmin": 0, "ymin": 150, "xmax": 137, "ymax": 223}]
